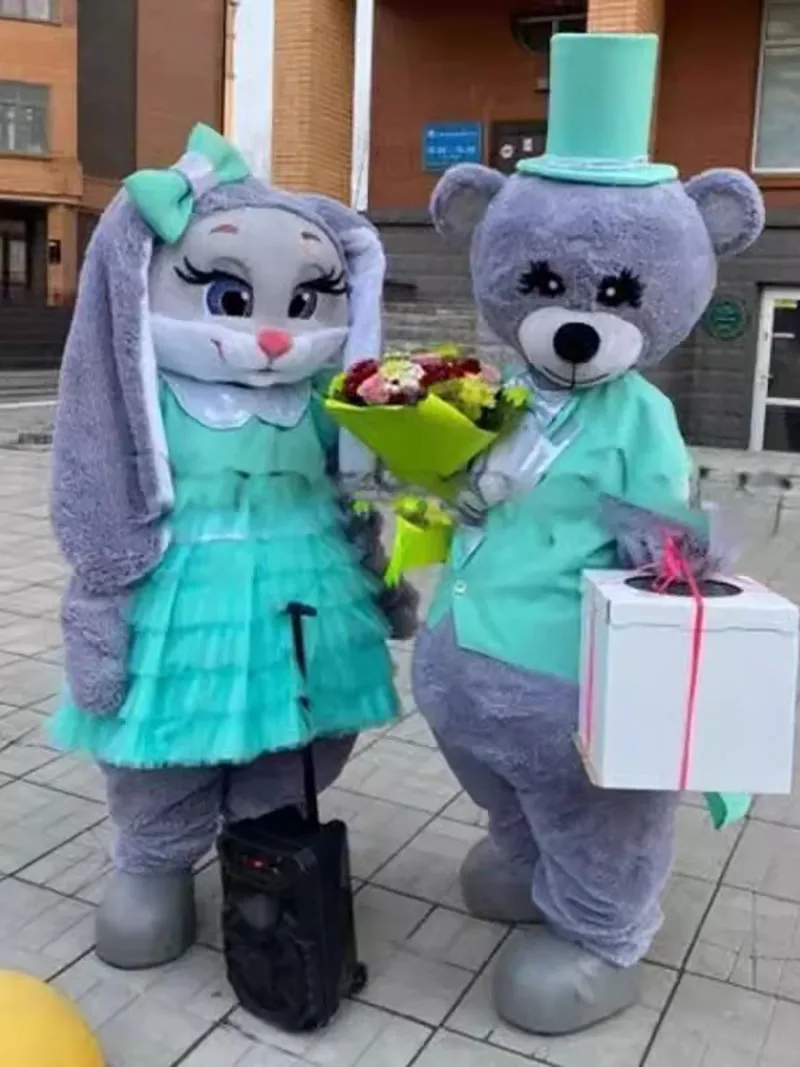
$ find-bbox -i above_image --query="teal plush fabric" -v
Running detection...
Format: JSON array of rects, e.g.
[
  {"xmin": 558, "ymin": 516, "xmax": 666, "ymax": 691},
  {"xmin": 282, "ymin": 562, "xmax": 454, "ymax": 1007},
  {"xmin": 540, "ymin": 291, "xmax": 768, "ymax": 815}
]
[
  {"xmin": 51, "ymin": 383, "xmax": 398, "ymax": 767},
  {"xmin": 429, "ymin": 372, "xmax": 691, "ymax": 682}
]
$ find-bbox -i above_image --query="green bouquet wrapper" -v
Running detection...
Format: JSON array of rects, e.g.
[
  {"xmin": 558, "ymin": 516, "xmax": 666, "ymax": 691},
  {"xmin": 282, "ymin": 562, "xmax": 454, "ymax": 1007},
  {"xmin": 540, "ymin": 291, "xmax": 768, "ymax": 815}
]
[
  {"xmin": 325, "ymin": 393, "xmax": 498, "ymax": 500},
  {"xmin": 384, "ymin": 496, "xmax": 454, "ymax": 587}
]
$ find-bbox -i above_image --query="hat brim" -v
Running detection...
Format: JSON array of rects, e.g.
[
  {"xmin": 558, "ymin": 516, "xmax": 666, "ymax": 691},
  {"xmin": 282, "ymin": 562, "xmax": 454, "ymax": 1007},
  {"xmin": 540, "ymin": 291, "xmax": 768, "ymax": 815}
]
[{"xmin": 517, "ymin": 156, "xmax": 678, "ymax": 187}]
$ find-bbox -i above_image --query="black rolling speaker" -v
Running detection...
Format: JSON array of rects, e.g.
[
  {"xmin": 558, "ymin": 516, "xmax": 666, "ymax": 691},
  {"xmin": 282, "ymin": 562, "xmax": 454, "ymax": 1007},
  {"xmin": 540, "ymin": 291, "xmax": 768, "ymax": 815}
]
[{"xmin": 218, "ymin": 602, "xmax": 367, "ymax": 1033}]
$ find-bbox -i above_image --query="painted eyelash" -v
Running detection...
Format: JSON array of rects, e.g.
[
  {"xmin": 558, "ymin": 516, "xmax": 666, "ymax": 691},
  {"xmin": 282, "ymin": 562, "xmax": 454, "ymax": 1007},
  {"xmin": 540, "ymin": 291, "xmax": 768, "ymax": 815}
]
[
  {"xmin": 173, "ymin": 257, "xmax": 247, "ymax": 286},
  {"xmin": 302, "ymin": 268, "xmax": 349, "ymax": 296},
  {"xmin": 597, "ymin": 268, "xmax": 644, "ymax": 309},
  {"xmin": 518, "ymin": 259, "xmax": 566, "ymax": 297}
]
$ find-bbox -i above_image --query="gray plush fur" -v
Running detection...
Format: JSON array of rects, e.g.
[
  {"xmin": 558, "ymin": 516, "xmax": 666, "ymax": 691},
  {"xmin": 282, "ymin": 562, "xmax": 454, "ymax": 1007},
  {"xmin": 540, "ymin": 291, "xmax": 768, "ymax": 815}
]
[
  {"xmin": 433, "ymin": 166, "xmax": 763, "ymax": 384},
  {"xmin": 434, "ymin": 163, "xmax": 763, "ymax": 554},
  {"xmin": 53, "ymin": 179, "xmax": 381, "ymax": 591},
  {"xmin": 414, "ymin": 619, "xmax": 678, "ymax": 967},
  {"xmin": 414, "ymin": 160, "xmax": 765, "ymax": 975},
  {"xmin": 52, "ymin": 152, "xmax": 416, "ymax": 970},
  {"xmin": 103, "ymin": 737, "xmax": 356, "ymax": 873},
  {"xmin": 53, "ymin": 177, "xmax": 416, "ymax": 714}
]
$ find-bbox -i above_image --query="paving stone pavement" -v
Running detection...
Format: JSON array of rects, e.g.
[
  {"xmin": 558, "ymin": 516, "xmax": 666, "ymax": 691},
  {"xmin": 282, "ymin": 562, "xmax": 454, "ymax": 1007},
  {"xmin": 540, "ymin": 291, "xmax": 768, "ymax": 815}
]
[{"xmin": 4, "ymin": 447, "xmax": 800, "ymax": 1065}]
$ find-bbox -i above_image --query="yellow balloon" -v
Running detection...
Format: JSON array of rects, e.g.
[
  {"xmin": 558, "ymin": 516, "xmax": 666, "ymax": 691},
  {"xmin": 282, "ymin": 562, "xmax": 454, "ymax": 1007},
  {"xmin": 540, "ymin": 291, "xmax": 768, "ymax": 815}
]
[{"xmin": 0, "ymin": 971, "xmax": 104, "ymax": 1066}]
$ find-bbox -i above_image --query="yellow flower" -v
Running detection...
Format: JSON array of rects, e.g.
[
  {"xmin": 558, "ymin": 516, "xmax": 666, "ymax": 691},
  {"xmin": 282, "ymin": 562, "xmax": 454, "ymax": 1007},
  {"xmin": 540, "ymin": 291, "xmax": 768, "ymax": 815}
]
[
  {"xmin": 395, "ymin": 495, "xmax": 428, "ymax": 523},
  {"xmin": 394, "ymin": 495, "xmax": 451, "ymax": 530},
  {"xmin": 380, "ymin": 357, "xmax": 422, "ymax": 387},
  {"xmin": 329, "ymin": 372, "xmax": 346, "ymax": 397},
  {"xmin": 433, "ymin": 376, "xmax": 496, "ymax": 422},
  {"xmin": 503, "ymin": 385, "xmax": 531, "ymax": 409},
  {"xmin": 462, "ymin": 376, "xmax": 497, "ymax": 407},
  {"xmin": 433, "ymin": 342, "xmax": 463, "ymax": 359}
]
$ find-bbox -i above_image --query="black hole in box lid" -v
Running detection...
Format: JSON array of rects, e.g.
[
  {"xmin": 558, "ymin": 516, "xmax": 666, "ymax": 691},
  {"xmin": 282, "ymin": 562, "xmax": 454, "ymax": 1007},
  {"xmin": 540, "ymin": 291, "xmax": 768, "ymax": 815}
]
[{"xmin": 625, "ymin": 577, "xmax": 742, "ymax": 598}]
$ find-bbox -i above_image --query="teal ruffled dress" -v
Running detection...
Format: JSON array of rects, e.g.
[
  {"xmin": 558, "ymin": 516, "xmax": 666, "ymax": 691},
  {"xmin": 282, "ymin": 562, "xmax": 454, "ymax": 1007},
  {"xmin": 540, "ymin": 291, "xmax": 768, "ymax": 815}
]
[{"xmin": 51, "ymin": 382, "xmax": 399, "ymax": 768}]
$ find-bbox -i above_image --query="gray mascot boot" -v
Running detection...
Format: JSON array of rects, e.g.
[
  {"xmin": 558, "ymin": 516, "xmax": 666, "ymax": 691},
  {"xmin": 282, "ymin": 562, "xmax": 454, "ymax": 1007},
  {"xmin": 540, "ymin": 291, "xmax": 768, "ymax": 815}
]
[
  {"xmin": 493, "ymin": 927, "xmax": 640, "ymax": 1035},
  {"xmin": 96, "ymin": 870, "xmax": 196, "ymax": 970},
  {"xmin": 460, "ymin": 837, "xmax": 543, "ymax": 925}
]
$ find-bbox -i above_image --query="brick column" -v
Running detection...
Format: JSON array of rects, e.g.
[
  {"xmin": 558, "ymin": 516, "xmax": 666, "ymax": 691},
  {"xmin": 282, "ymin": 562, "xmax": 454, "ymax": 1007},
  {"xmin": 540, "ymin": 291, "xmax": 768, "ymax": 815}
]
[
  {"xmin": 47, "ymin": 205, "xmax": 78, "ymax": 305},
  {"xmin": 587, "ymin": 0, "xmax": 664, "ymax": 33},
  {"xmin": 586, "ymin": 0, "xmax": 665, "ymax": 149},
  {"xmin": 272, "ymin": 0, "xmax": 355, "ymax": 201}
]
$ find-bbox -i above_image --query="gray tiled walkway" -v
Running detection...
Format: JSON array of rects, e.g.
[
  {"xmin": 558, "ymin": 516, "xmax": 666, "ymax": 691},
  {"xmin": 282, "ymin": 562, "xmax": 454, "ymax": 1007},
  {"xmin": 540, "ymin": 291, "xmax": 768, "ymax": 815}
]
[{"xmin": 3, "ymin": 446, "xmax": 800, "ymax": 1065}]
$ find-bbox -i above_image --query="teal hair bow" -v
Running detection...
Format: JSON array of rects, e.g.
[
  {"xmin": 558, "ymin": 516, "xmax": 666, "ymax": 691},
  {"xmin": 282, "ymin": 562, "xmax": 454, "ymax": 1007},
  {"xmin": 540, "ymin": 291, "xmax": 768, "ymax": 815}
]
[{"xmin": 124, "ymin": 123, "xmax": 250, "ymax": 244}]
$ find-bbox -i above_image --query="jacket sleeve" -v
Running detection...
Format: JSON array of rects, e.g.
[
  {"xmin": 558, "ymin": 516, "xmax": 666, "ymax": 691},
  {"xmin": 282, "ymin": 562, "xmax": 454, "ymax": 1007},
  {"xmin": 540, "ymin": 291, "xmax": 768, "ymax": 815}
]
[{"xmin": 602, "ymin": 388, "xmax": 704, "ymax": 570}]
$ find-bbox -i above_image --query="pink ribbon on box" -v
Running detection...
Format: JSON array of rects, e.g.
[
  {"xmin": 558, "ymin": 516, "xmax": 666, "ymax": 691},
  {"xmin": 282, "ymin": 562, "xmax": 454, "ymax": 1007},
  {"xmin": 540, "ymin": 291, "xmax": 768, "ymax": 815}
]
[{"xmin": 581, "ymin": 535, "xmax": 706, "ymax": 791}]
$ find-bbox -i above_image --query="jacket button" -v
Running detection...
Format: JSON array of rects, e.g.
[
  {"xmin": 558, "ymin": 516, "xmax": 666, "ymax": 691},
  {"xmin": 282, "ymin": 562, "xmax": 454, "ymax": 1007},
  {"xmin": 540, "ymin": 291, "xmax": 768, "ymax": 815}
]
[{"xmin": 454, "ymin": 580, "xmax": 467, "ymax": 595}]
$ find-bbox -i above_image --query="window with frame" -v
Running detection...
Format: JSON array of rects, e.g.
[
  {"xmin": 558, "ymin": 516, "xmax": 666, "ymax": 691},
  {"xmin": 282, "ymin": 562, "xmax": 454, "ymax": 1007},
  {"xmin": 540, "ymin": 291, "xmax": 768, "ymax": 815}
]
[
  {"xmin": 0, "ymin": 83, "xmax": 49, "ymax": 155},
  {"xmin": 511, "ymin": 12, "xmax": 587, "ymax": 55},
  {"xmin": 754, "ymin": 0, "xmax": 800, "ymax": 171},
  {"xmin": 0, "ymin": 0, "xmax": 56, "ymax": 20}
]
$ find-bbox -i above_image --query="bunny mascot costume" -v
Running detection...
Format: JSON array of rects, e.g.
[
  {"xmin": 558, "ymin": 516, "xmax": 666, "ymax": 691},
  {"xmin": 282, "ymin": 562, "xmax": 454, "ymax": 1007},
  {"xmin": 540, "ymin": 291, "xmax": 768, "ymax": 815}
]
[{"xmin": 49, "ymin": 125, "xmax": 415, "ymax": 970}]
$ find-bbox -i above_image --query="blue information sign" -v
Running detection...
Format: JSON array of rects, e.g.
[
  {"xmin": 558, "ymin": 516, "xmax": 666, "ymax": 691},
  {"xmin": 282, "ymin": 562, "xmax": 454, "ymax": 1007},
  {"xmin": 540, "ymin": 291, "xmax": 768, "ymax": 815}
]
[{"xmin": 422, "ymin": 122, "xmax": 483, "ymax": 172}]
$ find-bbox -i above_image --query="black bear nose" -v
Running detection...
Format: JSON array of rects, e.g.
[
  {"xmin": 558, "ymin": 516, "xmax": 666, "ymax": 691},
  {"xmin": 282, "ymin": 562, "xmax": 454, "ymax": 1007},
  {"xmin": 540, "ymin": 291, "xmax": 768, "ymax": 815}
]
[{"xmin": 553, "ymin": 322, "xmax": 601, "ymax": 364}]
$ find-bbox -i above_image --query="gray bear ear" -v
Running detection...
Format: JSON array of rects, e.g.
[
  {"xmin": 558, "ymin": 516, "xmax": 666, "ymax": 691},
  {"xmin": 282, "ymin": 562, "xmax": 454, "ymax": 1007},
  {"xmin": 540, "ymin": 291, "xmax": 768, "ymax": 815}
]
[
  {"xmin": 684, "ymin": 168, "xmax": 765, "ymax": 259},
  {"xmin": 430, "ymin": 164, "xmax": 507, "ymax": 243}
]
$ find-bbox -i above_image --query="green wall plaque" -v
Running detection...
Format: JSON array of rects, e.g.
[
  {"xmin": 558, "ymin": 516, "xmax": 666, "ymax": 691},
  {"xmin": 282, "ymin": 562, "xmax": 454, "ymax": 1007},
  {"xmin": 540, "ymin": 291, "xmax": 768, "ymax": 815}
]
[{"xmin": 703, "ymin": 297, "xmax": 748, "ymax": 341}]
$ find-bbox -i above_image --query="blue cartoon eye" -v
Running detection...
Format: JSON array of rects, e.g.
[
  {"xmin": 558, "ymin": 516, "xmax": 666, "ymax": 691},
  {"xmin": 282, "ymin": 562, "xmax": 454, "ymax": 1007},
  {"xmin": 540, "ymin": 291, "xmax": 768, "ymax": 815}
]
[
  {"xmin": 173, "ymin": 259, "xmax": 254, "ymax": 317},
  {"xmin": 205, "ymin": 277, "xmax": 254, "ymax": 318},
  {"xmin": 288, "ymin": 285, "xmax": 319, "ymax": 320},
  {"xmin": 288, "ymin": 269, "xmax": 349, "ymax": 320}
]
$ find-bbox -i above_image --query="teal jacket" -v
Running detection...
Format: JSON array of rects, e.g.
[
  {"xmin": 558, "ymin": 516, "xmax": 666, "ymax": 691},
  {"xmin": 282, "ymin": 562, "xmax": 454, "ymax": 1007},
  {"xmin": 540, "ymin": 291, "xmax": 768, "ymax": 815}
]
[{"xmin": 429, "ymin": 372, "xmax": 693, "ymax": 683}]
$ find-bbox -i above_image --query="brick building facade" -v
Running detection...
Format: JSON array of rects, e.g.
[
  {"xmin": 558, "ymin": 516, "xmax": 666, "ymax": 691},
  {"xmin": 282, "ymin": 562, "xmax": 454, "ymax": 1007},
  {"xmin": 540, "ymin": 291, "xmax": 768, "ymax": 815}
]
[
  {"xmin": 4, "ymin": 0, "xmax": 800, "ymax": 450},
  {"xmin": 245, "ymin": 0, "xmax": 800, "ymax": 452},
  {"xmin": 0, "ymin": 0, "xmax": 226, "ymax": 306}
]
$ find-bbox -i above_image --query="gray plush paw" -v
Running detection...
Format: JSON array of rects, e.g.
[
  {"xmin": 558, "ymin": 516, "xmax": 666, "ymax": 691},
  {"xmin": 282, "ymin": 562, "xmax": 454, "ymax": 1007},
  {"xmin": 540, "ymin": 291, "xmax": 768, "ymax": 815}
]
[
  {"xmin": 96, "ymin": 870, "xmax": 196, "ymax": 970},
  {"xmin": 599, "ymin": 494, "xmax": 713, "ymax": 576},
  {"xmin": 378, "ymin": 579, "xmax": 420, "ymax": 641},
  {"xmin": 493, "ymin": 927, "xmax": 640, "ymax": 1035},
  {"xmin": 461, "ymin": 837, "xmax": 543, "ymax": 924}
]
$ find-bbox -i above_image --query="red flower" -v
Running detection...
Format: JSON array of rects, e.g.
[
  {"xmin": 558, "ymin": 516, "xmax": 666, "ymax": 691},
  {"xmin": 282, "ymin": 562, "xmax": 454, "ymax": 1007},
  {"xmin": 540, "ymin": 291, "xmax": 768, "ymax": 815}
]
[
  {"xmin": 342, "ymin": 359, "xmax": 379, "ymax": 403},
  {"xmin": 455, "ymin": 357, "xmax": 482, "ymax": 376}
]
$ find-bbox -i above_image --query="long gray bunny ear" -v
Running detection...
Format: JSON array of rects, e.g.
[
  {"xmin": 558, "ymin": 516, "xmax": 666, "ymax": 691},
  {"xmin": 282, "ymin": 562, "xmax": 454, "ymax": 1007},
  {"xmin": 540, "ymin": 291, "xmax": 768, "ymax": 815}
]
[
  {"xmin": 301, "ymin": 195, "xmax": 386, "ymax": 368},
  {"xmin": 51, "ymin": 194, "xmax": 169, "ymax": 593},
  {"xmin": 302, "ymin": 195, "xmax": 387, "ymax": 479}
]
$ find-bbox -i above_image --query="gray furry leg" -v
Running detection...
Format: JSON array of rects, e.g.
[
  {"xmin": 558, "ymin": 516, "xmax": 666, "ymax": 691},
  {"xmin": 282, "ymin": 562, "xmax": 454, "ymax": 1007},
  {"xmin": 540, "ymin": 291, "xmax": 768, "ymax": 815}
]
[
  {"xmin": 98, "ymin": 764, "xmax": 223, "ymax": 969},
  {"xmin": 435, "ymin": 737, "xmax": 542, "ymax": 924},
  {"xmin": 413, "ymin": 623, "xmax": 541, "ymax": 923},
  {"xmin": 224, "ymin": 736, "xmax": 357, "ymax": 823},
  {"xmin": 477, "ymin": 669, "xmax": 678, "ymax": 1034},
  {"xmin": 413, "ymin": 618, "xmax": 680, "ymax": 1034}
]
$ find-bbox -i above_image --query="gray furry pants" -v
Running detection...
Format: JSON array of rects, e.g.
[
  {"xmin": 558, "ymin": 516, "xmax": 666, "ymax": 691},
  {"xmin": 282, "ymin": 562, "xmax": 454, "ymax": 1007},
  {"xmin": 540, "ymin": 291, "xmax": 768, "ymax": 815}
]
[
  {"xmin": 412, "ymin": 618, "xmax": 679, "ymax": 967},
  {"xmin": 101, "ymin": 737, "xmax": 355, "ymax": 874}
]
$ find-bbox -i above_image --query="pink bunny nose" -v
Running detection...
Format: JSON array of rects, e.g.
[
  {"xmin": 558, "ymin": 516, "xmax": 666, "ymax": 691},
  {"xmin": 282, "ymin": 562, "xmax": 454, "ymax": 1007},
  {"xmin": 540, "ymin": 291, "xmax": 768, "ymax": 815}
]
[{"xmin": 257, "ymin": 328, "xmax": 293, "ymax": 359}]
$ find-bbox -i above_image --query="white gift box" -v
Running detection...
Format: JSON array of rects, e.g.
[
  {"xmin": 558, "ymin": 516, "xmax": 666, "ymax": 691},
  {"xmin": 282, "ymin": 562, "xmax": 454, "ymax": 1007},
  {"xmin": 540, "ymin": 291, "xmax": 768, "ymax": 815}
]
[{"xmin": 577, "ymin": 570, "xmax": 799, "ymax": 794}]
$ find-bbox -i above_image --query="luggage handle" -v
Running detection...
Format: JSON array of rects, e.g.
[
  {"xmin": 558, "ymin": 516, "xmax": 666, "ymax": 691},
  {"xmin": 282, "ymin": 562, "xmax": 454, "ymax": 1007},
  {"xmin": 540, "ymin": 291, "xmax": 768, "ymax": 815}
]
[{"xmin": 286, "ymin": 601, "xmax": 320, "ymax": 831}]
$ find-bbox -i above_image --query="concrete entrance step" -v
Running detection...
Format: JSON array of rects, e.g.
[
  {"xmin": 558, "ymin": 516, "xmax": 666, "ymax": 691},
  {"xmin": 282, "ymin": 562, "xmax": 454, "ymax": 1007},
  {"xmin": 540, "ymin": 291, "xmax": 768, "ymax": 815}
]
[
  {"xmin": 0, "ymin": 369, "xmax": 59, "ymax": 402},
  {"xmin": 383, "ymin": 301, "xmax": 518, "ymax": 365}
]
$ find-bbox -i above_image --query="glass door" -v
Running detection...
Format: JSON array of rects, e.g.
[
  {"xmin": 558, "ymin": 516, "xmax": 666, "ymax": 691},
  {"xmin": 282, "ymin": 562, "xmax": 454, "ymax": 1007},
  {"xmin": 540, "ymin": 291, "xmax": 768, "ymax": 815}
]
[{"xmin": 750, "ymin": 288, "xmax": 800, "ymax": 451}]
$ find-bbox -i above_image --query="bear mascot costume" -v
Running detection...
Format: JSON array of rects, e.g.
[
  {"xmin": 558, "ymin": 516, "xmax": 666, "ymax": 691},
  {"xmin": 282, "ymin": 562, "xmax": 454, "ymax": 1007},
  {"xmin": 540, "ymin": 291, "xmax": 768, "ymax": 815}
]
[{"xmin": 412, "ymin": 33, "xmax": 765, "ymax": 1034}]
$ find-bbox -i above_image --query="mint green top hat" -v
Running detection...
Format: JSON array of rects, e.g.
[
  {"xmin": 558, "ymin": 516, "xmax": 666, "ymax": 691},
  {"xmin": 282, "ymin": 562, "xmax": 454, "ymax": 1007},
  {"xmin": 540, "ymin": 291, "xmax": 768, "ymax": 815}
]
[{"xmin": 517, "ymin": 32, "xmax": 678, "ymax": 186}]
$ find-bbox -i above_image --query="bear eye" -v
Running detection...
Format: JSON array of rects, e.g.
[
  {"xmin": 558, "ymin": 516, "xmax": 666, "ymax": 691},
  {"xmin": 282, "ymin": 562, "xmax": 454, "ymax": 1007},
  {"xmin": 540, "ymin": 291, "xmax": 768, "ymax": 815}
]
[
  {"xmin": 518, "ymin": 260, "xmax": 566, "ymax": 299},
  {"xmin": 597, "ymin": 269, "xmax": 643, "ymax": 309}
]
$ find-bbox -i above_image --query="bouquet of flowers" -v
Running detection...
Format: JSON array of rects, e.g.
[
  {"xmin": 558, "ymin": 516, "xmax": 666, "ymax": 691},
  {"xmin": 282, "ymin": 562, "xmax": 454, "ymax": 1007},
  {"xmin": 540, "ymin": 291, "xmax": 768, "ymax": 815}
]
[
  {"xmin": 326, "ymin": 346, "xmax": 529, "ymax": 499},
  {"xmin": 326, "ymin": 346, "xmax": 530, "ymax": 583}
]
